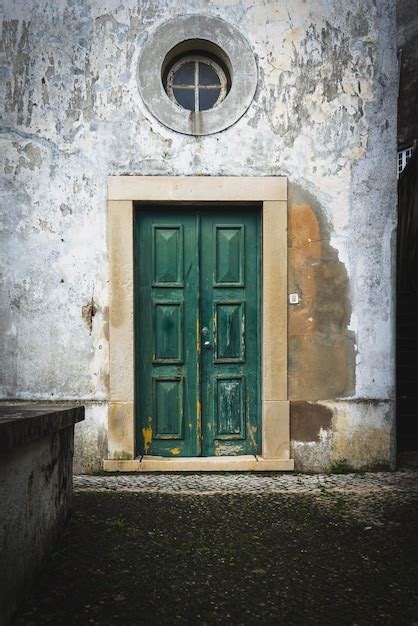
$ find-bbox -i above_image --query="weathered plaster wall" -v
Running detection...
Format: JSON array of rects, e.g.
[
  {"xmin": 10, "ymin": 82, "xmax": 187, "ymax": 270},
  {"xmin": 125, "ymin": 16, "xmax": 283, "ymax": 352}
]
[
  {"xmin": 288, "ymin": 184, "xmax": 356, "ymax": 400},
  {"xmin": 290, "ymin": 400, "xmax": 396, "ymax": 472},
  {"xmin": 0, "ymin": 1, "xmax": 397, "ymax": 472}
]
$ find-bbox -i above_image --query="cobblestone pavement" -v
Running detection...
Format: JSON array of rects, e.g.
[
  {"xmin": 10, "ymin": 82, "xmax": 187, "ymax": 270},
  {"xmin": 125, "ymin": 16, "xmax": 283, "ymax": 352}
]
[
  {"xmin": 13, "ymin": 454, "xmax": 418, "ymax": 625},
  {"xmin": 74, "ymin": 466, "xmax": 418, "ymax": 496}
]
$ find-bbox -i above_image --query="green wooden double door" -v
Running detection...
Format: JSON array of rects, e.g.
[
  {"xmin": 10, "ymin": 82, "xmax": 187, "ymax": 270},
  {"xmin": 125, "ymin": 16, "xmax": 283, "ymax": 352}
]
[{"xmin": 135, "ymin": 206, "xmax": 260, "ymax": 457}]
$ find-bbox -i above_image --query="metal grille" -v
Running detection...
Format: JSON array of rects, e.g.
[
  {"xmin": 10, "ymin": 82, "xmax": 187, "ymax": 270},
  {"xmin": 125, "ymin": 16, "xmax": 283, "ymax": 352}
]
[{"xmin": 398, "ymin": 145, "xmax": 415, "ymax": 178}]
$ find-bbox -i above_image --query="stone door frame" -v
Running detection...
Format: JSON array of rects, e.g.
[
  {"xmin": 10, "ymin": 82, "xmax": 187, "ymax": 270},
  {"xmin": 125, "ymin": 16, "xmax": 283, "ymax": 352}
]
[{"xmin": 105, "ymin": 176, "xmax": 293, "ymax": 471}]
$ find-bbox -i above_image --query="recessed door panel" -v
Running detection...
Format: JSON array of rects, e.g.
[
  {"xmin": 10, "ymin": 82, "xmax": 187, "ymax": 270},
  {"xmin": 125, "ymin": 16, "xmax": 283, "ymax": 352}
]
[
  {"xmin": 153, "ymin": 302, "xmax": 183, "ymax": 363},
  {"xmin": 215, "ymin": 225, "xmax": 244, "ymax": 286},
  {"xmin": 214, "ymin": 301, "xmax": 245, "ymax": 363},
  {"xmin": 153, "ymin": 225, "xmax": 183, "ymax": 286},
  {"xmin": 153, "ymin": 377, "xmax": 184, "ymax": 440},
  {"xmin": 135, "ymin": 206, "xmax": 260, "ymax": 457},
  {"xmin": 215, "ymin": 376, "xmax": 245, "ymax": 439}
]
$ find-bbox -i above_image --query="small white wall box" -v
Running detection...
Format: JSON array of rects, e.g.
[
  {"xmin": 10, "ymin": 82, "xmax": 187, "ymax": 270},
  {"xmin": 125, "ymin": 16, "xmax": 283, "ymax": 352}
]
[{"xmin": 289, "ymin": 293, "xmax": 299, "ymax": 304}]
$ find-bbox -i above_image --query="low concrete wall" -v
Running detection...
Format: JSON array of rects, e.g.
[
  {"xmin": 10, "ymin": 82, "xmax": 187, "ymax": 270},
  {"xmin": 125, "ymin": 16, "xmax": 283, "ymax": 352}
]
[{"xmin": 0, "ymin": 405, "xmax": 84, "ymax": 624}]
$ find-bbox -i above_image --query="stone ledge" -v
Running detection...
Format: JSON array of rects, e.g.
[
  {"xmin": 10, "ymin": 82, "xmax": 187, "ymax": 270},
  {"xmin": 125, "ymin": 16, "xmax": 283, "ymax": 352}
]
[
  {"xmin": 0, "ymin": 404, "xmax": 85, "ymax": 450},
  {"xmin": 103, "ymin": 456, "xmax": 294, "ymax": 472}
]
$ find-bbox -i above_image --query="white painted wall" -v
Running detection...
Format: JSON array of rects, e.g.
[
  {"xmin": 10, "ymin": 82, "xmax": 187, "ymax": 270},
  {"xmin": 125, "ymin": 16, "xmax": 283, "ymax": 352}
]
[{"xmin": 0, "ymin": 1, "xmax": 397, "ymax": 471}]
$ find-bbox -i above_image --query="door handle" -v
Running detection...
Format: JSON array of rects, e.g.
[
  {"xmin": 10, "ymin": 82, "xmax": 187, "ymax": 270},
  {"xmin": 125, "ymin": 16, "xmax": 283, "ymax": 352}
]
[{"xmin": 202, "ymin": 327, "xmax": 211, "ymax": 349}]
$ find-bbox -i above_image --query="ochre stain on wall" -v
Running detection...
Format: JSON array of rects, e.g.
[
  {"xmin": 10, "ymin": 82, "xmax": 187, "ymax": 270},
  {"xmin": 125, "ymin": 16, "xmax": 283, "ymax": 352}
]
[
  {"xmin": 290, "ymin": 401, "xmax": 333, "ymax": 442},
  {"xmin": 288, "ymin": 184, "xmax": 355, "ymax": 400}
]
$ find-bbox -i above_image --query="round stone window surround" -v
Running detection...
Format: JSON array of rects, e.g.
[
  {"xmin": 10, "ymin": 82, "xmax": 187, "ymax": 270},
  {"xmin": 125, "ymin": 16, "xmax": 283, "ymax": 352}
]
[{"xmin": 137, "ymin": 14, "xmax": 257, "ymax": 136}]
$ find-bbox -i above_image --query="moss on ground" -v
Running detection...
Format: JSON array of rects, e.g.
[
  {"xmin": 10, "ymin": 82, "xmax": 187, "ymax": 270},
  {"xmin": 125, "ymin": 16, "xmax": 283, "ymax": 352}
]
[{"xmin": 12, "ymin": 489, "xmax": 418, "ymax": 625}]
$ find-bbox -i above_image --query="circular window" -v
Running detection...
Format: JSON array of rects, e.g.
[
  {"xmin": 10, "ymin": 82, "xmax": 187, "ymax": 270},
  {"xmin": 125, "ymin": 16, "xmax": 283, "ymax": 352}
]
[
  {"xmin": 165, "ymin": 54, "xmax": 230, "ymax": 112},
  {"xmin": 137, "ymin": 15, "xmax": 257, "ymax": 136}
]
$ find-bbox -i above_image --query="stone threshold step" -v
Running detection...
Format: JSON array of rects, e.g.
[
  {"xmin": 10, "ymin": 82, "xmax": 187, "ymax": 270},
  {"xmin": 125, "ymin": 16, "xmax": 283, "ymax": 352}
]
[{"xmin": 103, "ymin": 456, "xmax": 294, "ymax": 472}]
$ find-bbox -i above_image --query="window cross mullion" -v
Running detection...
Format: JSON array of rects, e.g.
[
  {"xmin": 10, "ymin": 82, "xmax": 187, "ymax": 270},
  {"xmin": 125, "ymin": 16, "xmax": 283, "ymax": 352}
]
[
  {"xmin": 165, "ymin": 54, "xmax": 228, "ymax": 113},
  {"xmin": 195, "ymin": 61, "xmax": 199, "ymax": 113}
]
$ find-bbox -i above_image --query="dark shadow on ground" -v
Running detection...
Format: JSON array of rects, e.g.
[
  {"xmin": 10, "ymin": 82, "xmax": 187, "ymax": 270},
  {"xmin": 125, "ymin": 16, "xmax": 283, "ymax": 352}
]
[{"xmin": 12, "ymin": 488, "xmax": 418, "ymax": 625}]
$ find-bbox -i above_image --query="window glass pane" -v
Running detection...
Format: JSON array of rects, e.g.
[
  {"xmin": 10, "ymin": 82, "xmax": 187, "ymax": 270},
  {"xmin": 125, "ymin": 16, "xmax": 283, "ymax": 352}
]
[
  {"xmin": 199, "ymin": 62, "xmax": 220, "ymax": 86},
  {"xmin": 199, "ymin": 88, "xmax": 220, "ymax": 111},
  {"xmin": 173, "ymin": 88, "xmax": 195, "ymax": 111},
  {"xmin": 173, "ymin": 62, "xmax": 195, "ymax": 86}
]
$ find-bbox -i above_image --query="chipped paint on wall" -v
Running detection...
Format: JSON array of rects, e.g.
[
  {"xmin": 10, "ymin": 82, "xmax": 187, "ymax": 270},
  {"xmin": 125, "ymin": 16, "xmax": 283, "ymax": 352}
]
[
  {"xmin": 290, "ymin": 402, "xmax": 333, "ymax": 442},
  {"xmin": 0, "ymin": 1, "xmax": 397, "ymax": 471},
  {"xmin": 291, "ymin": 399, "xmax": 395, "ymax": 473},
  {"xmin": 288, "ymin": 183, "xmax": 356, "ymax": 399}
]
